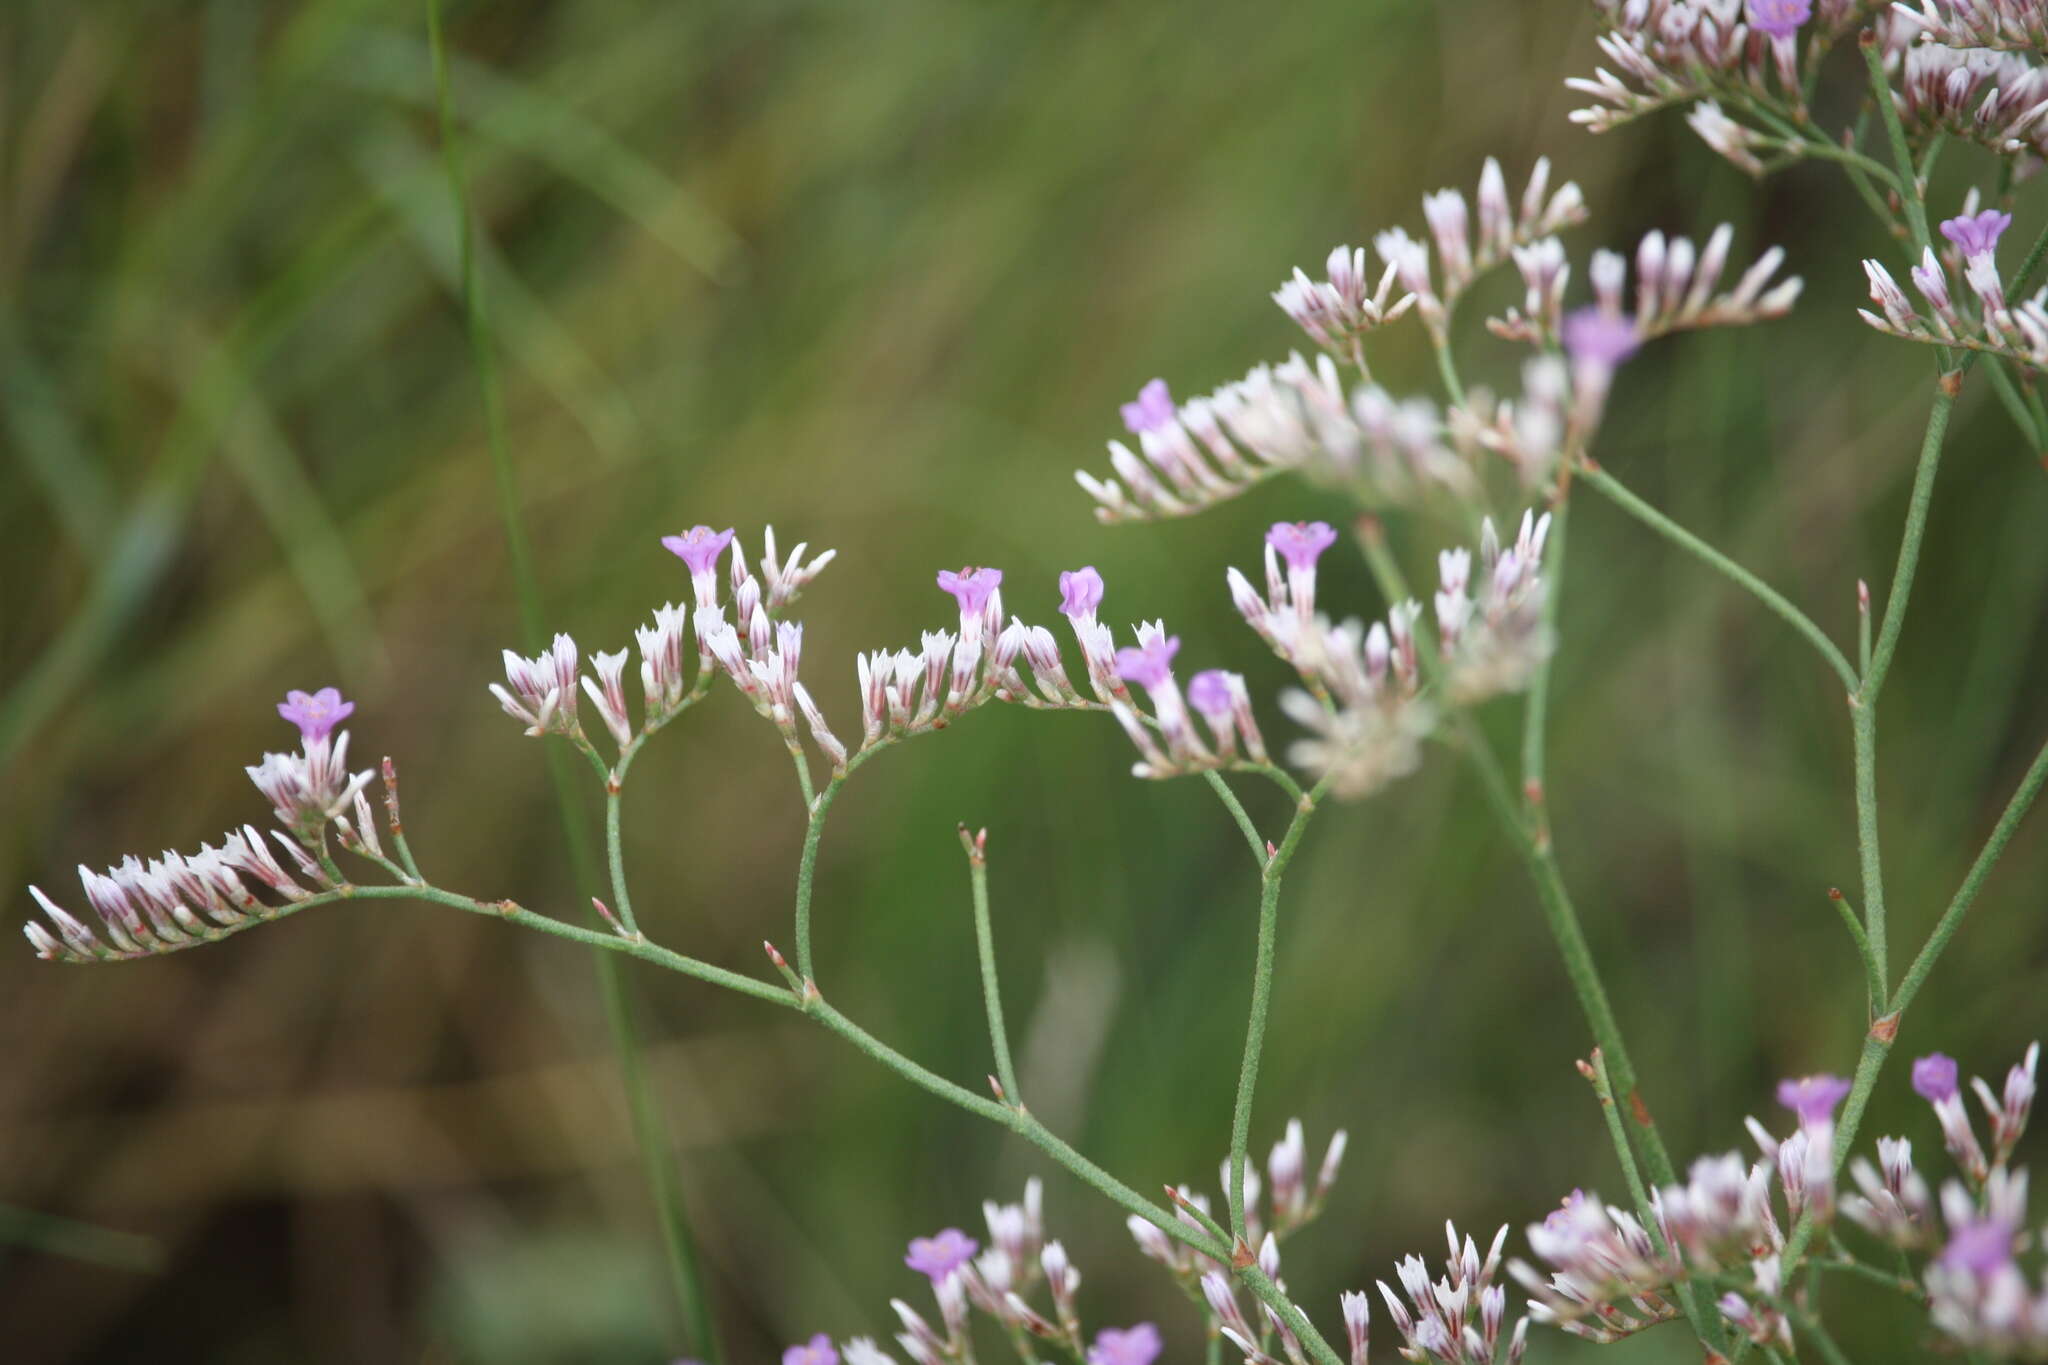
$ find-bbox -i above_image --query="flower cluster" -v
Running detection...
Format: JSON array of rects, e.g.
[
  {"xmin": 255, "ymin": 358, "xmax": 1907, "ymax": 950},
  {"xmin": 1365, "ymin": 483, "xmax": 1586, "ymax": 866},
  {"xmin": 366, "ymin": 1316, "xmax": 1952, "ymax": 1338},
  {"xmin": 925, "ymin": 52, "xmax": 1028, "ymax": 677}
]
[
  {"xmin": 1494, "ymin": 224, "xmax": 1802, "ymax": 355},
  {"xmin": 1372, "ymin": 158, "xmax": 1590, "ymax": 338},
  {"xmin": 1866, "ymin": 1044, "xmax": 2045, "ymax": 1355},
  {"xmin": 492, "ymin": 526, "xmax": 846, "ymax": 768},
  {"xmin": 1077, "ymin": 160, "xmax": 1584, "ymax": 525},
  {"xmin": 25, "ymin": 690, "xmax": 381, "ymax": 961},
  {"xmin": 1568, "ymin": 0, "xmax": 1835, "ymax": 135},
  {"xmin": 1893, "ymin": 0, "xmax": 2048, "ymax": 54},
  {"xmin": 1126, "ymin": 1119, "xmax": 1349, "ymax": 1364},
  {"xmin": 1862, "ymin": 205, "xmax": 2048, "ymax": 369},
  {"xmin": 1511, "ymin": 1068, "xmax": 1853, "ymax": 1348},
  {"xmin": 1882, "ymin": 15, "xmax": 2048, "ymax": 158},
  {"xmin": 1374, "ymin": 1222, "xmax": 1530, "ymax": 1365},
  {"xmin": 1226, "ymin": 512, "xmax": 1555, "ymax": 800},
  {"xmin": 775, "ymin": 1179, "xmax": 1164, "ymax": 1365},
  {"xmin": 1077, "ymin": 358, "xmax": 1394, "ymax": 523}
]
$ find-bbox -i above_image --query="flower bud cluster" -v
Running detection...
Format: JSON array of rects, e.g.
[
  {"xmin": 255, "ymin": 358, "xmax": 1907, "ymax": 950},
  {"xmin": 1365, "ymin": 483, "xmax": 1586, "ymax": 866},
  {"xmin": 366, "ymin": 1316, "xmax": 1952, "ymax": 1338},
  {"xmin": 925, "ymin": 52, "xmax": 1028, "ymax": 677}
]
[
  {"xmin": 1893, "ymin": 0, "xmax": 2048, "ymax": 53},
  {"xmin": 1569, "ymin": 0, "xmax": 1856, "ymax": 136},
  {"xmin": 1512, "ymin": 1069, "xmax": 1853, "ymax": 1346},
  {"xmin": 1882, "ymin": 20, "xmax": 2048, "ymax": 158},
  {"xmin": 792, "ymin": 1179, "xmax": 1168, "ymax": 1365},
  {"xmin": 1077, "ymin": 359, "xmax": 1377, "ymax": 523},
  {"xmin": 24, "ymin": 689, "xmax": 402, "ymax": 961},
  {"xmin": 1374, "ymin": 1222, "xmax": 1530, "ymax": 1365},
  {"xmin": 1437, "ymin": 511, "xmax": 1555, "ymax": 704},
  {"xmin": 1126, "ymin": 1119, "xmax": 1347, "ymax": 1363},
  {"xmin": 1371, "ymin": 158, "xmax": 1588, "ymax": 339},
  {"xmin": 1862, "ymin": 205, "xmax": 2048, "ymax": 368}
]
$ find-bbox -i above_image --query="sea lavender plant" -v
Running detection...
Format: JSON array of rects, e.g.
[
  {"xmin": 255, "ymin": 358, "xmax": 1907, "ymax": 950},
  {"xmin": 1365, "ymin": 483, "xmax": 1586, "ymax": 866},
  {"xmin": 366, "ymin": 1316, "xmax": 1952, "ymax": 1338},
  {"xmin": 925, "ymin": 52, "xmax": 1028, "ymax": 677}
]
[{"xmin": 24, "ymin": 5, "xmax": 2048, "ymax": 1363}]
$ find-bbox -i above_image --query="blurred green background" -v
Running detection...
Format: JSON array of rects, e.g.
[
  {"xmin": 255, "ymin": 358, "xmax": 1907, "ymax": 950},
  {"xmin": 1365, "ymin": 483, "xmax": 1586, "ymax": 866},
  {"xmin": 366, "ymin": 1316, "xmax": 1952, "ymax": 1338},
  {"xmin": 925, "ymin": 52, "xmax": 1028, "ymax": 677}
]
[{"xmin": 3, "ymin": 1, "xmax": 2044, "ymax": 1361}]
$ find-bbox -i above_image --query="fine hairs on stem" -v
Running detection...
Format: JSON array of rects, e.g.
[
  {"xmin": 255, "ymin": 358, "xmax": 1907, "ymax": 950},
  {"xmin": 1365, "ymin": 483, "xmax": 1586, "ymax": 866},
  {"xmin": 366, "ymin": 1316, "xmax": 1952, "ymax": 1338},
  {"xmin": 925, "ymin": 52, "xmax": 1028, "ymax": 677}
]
[{"xmin": 23, "ymin": 6, "xmax": 2048, "ymax": 1365}]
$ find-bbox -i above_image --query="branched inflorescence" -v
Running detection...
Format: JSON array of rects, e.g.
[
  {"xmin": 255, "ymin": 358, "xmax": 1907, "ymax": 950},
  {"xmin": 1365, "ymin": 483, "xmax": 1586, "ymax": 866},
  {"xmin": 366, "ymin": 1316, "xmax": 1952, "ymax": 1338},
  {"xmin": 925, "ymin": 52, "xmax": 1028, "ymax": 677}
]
[{"xmin": 24, "ymin": 4, "xmax": 2048, "ymax": 1363}]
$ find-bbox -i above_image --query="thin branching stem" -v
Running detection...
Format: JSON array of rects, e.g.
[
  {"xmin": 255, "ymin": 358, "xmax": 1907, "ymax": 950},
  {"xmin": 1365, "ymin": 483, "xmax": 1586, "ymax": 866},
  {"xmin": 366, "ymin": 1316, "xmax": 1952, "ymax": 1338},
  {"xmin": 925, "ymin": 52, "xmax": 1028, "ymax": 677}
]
[
  {"xmin": 1226, "ymin": 778, "xmax": 1327, "ymax": 1244},
  {"xmin": 1577, "ymin": 462, "xmax": 1859, "ymax": 692},
  {"xmin": 962, "ymin": 829, "xmax": 1022, "ymax": 1105}
]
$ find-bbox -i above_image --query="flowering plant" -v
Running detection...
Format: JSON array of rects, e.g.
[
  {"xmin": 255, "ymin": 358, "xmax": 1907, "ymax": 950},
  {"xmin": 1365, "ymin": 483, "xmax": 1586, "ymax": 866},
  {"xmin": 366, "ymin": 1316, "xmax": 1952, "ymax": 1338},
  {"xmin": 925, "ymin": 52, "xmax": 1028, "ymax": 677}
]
[{"xmin": 24, "ymin": 2, "xmax": 2048, "ymax": 1362}]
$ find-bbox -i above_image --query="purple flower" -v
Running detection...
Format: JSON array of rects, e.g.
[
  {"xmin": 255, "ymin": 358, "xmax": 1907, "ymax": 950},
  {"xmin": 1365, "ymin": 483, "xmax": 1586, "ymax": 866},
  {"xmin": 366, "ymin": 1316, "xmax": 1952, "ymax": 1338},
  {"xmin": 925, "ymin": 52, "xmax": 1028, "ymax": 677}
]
[
  {"xmin": 1115, "ymin": 635, "xmax": 1180, "ymax": 690},
  {"xmin": 1912, "ymin": 1052, "xmax": 1960, "ymax": 1103},
  {"xmin": 1088, "ymin": 1323, "xmax": 1163, "ymax": 1365},
  {"xmin": 1119, "ymin": 379, "xmax": 1176, "ymax": 435},
  {"xmin": 1777, "ymin": 1073, "xmax": 1852, "ymax": 1126},
  {"xmin": 1059, "ymin": 567, "xmax": 1105, "ymax": 619},
  {"xmin": 937, "ymin": 567, "xmax": 1004, "ymax": 616},
  {"xmin": 1939, "ymin": 1217, "xmax": 2016, "ymax": 1275},
  {"xmin": 1561, "ymin": 307, "xmax": 1642, "ymax": 369},
  {"xmin": 662, "ymin": 525, "xmax": 736, "ymax": 577},
  {"xmin": 1745, "ymin": 0, "xmax": 1811, "ymax": 38},
  {"xmin": 783, "ymin": 1335, "xmax": 839, "ymax": 1365},
  {"xmin": 904, "ymin": 1227, "xmax": 979, "ymax": 1280},
  {"xmin": 1940, "ymin": 209, "xmax": 2012, "ymax": 261},
  {"xmin": 1266, "ymin": 521, "xmax": 1338, "ymax": 573},
  {"xmin": 277, "ymin": 687, "xmax": 354, "ymax": 742},
  {"xmin": 1187, "ymin": 670, "xmax": 1233, "ymax": 717}
]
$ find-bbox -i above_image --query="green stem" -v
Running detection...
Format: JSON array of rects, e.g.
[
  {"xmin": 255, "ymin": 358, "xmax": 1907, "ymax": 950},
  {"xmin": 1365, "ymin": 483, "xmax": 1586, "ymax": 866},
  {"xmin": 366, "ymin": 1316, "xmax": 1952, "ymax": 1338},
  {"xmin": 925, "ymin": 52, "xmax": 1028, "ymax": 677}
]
[
  {"xmin": 1827, "ymin": 890, "xmax": 1885, "ymax": 1011},
  {"xmin": 1979, "ymin": 358, "xmax": 2042, "ymax": 451},
  {"xmin": 962, "ymin": 829, "xmax": 1022, "ymax": 1105},
  {"xmin": 425, "ymin": 6, "xmax": 717, "ymax": 1356},
  {"xmin": 1226, "ymin": 781, "xmax": 1324, "ymax": 1241},
  {"xmin": 1891, "ymin": 732, "xmax": 2048, "ymax": 1018},
  {"xmin": 793, "ymin": 775, "xmax": 845, "ymax": 982},
  {"xmin": 1431, "ymin": 331, "xmax": 1467, "ymax": 406},
  {"xmin": 1861, "ymin": 37, "xmax": 1932, "ymax": 257},
  {"xmin": 1203, "ymin": 771, "xmax": 1266, "ymax": 863},
  {"xmin": 1578, "ymin": 463, "xmax": 1859, "ymax": 692},
  {"xmin": 1585, "ymin": 1050, "xmax": 1659, "ymax": 1241},
  {"xmin": 604, "ymin": 775, "xmax": 641, "ymax": 937}
]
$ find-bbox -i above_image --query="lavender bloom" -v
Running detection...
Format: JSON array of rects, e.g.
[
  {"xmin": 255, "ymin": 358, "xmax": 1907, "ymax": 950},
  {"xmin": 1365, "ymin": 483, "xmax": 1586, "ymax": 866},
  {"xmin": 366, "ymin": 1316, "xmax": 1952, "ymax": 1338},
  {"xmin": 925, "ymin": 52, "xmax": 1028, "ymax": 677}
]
[
  {"xmin": 277, "ymin": 687, "xmax": 354, "ymax": 742},
  {"xmin": 937, "ymin": 567, "xmax": 1004, "ymax": 647},
  {"xmin": 663, "ymin": 525, "xmax": 736, "ymax": 607},
  {"xmin": 1120, "ymin": 379, "xmax": 1177, "ymax": 435},
  {"xmin": 905, "ymin": 1228, "xmax": 979, "ymax": 1281},
  {"xmin": 1915, "ymin": 1053, "xmax": 1960, "ymax": 1102},
  {"xmin": 1058, "ymin": 566, "xmax": 1105, "ymax": 622},
  {"xmin": 1087, "ymin": 1324, "xmax": 1161, "ymax": 1365},
  {"xmin": 1941, "ymin": 209, "xmax": 2012, "ymax": 261},
  {"xmin": 1111, "ymin": 623, "xmax": 1212, "ymax": 769},
  {"xmin": 1939, "ymin": 1217, "xmax": 2016, "ymax": 1274},
  {"xmin": 1268, "ymin": 520, "xmax": 1339, "ymax": 623},
  {"xmin": 784, "ymin": 1335, "xmax": 839, "ymax": 1365},
  {"xmin": 1777, "ymin": 1073, "xmax": 1852, "ymax": 1128},
  {"xmin": 1267, "ymin": 520, "xmax": 1339, "ymax": 572},
  {"xmin": 1114, "ymin": 632, "xmax": 1180, "ymax": 691},
  {"xmin": 1916, "ymin": 1050, "xmax": 1992, "ymax": 1184},
  {"xmin": 1560, "ymin": 307, "xmax": 1641, "ymax": 371},
  {"xmin": 1746, "ymin": 0, "xmax": 1811, "ymax": 38},
  {"xmin": 247, "ymin": 688, "xmax": 374, "ymax": 834}
]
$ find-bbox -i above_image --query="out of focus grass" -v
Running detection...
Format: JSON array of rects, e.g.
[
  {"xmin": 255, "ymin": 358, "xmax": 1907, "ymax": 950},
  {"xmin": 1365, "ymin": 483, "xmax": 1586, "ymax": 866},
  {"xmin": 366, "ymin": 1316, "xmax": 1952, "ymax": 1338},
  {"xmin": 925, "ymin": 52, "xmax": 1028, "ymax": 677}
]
[{"xmin": 3, "ymin": 2, "xmax": 2044, "ymax": 1361}]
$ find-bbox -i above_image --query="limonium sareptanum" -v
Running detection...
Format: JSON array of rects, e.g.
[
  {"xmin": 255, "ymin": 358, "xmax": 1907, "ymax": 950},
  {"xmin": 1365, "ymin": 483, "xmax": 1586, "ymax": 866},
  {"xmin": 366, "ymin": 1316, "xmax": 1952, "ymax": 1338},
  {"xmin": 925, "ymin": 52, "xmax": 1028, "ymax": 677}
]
[{"xmin": 24, "ymin": 13, "xmax": 2048, "ymax": 1361}]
